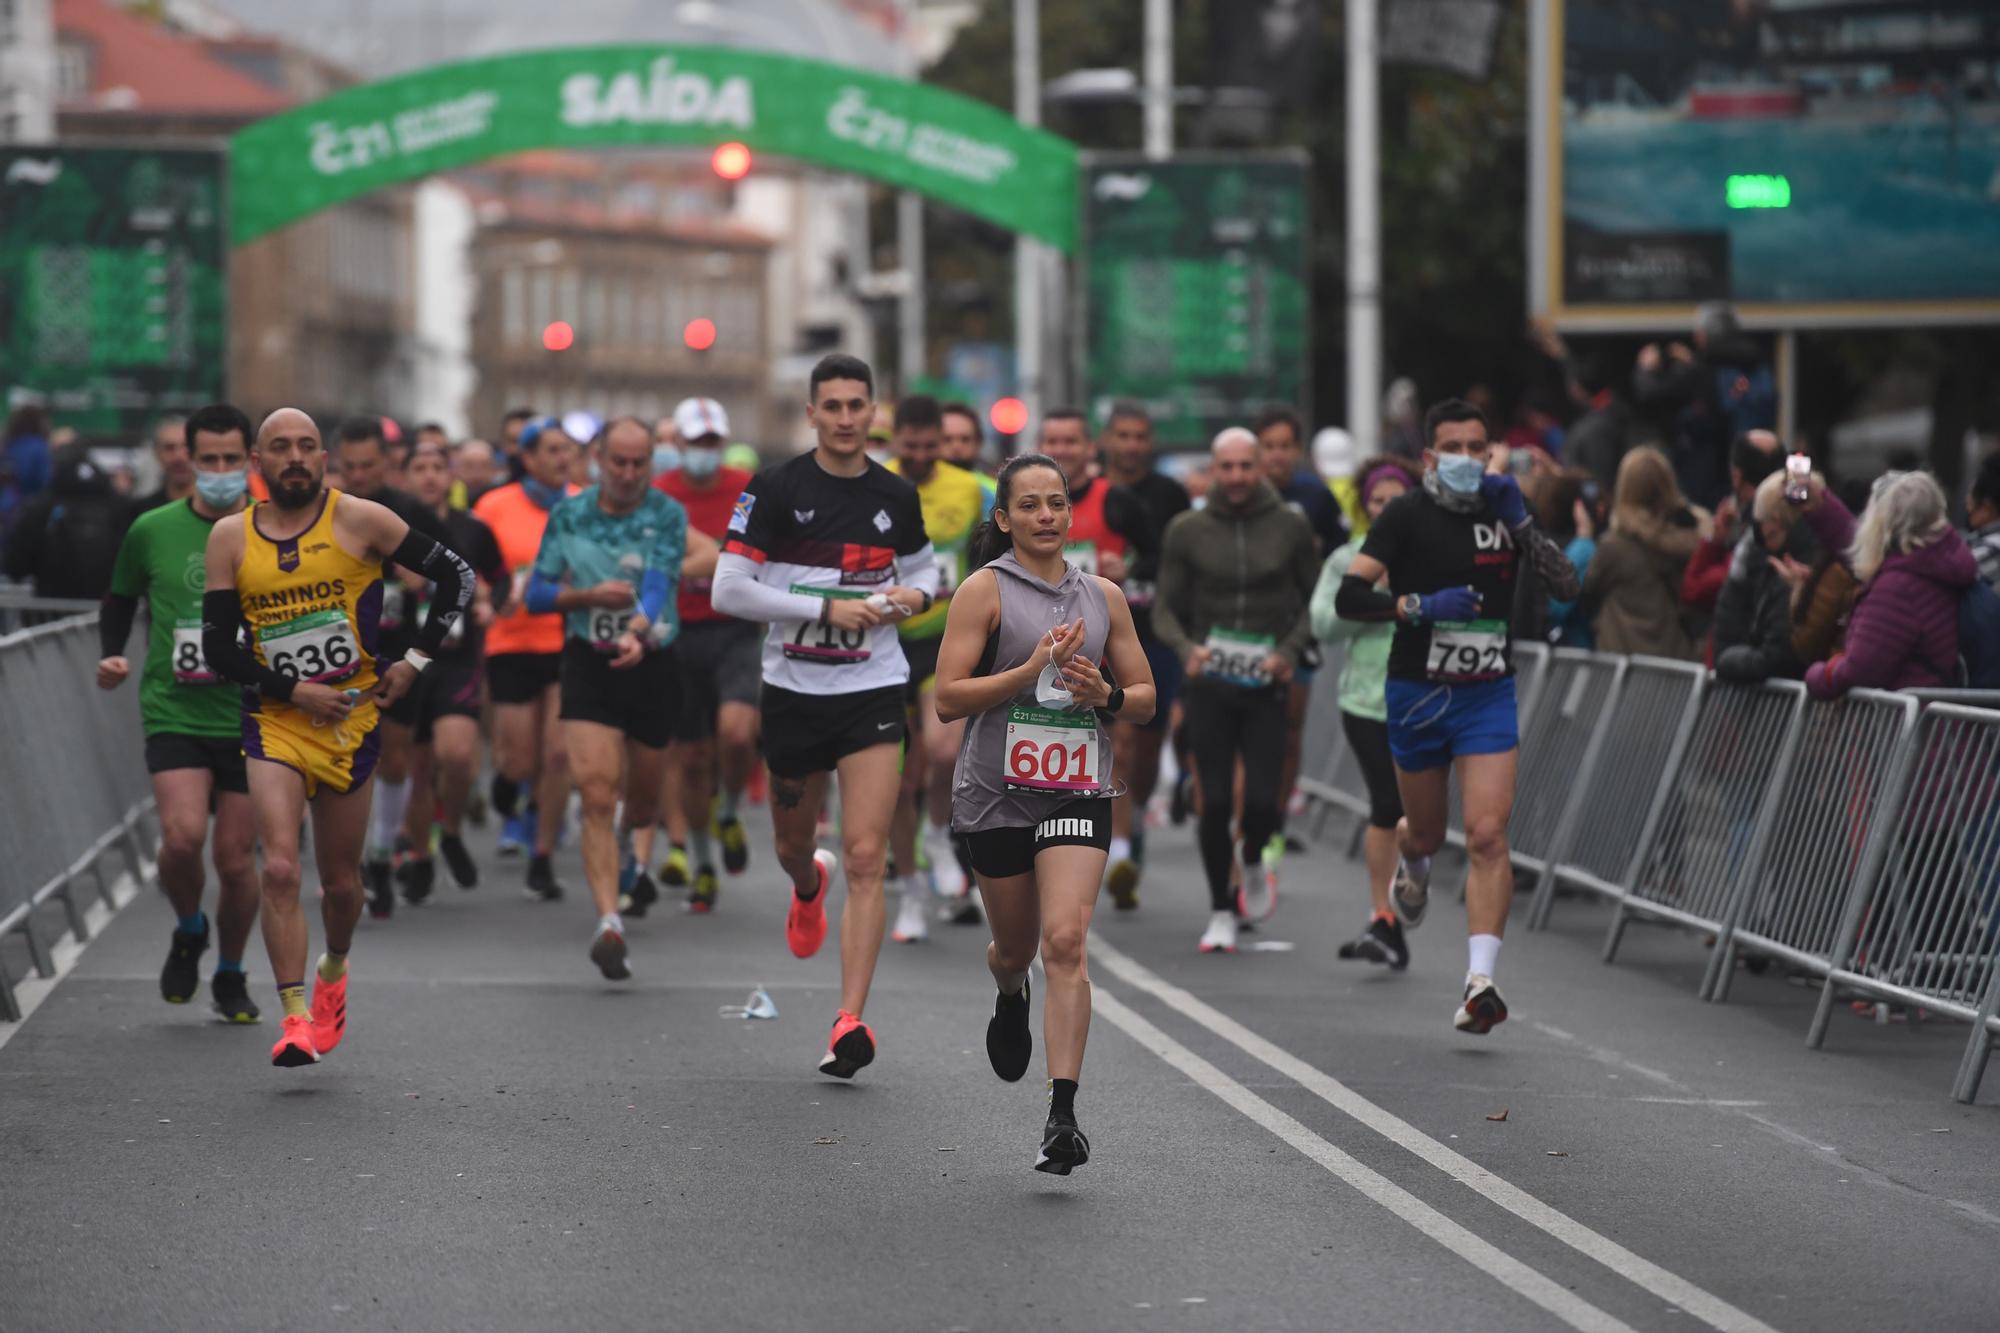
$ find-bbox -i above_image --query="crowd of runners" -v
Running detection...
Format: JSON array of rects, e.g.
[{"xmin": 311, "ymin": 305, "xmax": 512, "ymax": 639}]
[{"xmin": 95, "ymin": 354, "xmax": 1570, "ymax": 1171}]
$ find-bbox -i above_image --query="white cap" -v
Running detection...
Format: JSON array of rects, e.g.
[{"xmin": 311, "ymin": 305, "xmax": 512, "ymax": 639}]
[
  {"xmin": 673, "ymin": 397, "xmax": 730, "ymax": 443},
  {"xmin": 1312, "ymin": 427, "xmax": 1355, "ymax": 480}
]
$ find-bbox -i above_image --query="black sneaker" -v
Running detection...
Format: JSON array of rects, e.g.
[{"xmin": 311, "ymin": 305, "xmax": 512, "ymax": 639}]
[
  {"xmin": 439, "ymin": 833, "xmax": 478, "ymax": 889},
  {"xmin": 525, "ymin": 853, "xmax": 564, "ymax": 902},
  {"xmin": 622, "ymin": 870, "xmax": 660, "ymax": 918},
  {"xmin": 946, "ymin": 896, "xmax": 983, "ymax": 926},
  {"xmin": 716, "ymin": 815, "xmax": 749, "ymax": 876},
  {"xmin": 1342, "ymin": 917, "xmax": 1409, "ymax": 970},
  {"xmin": 1035, "ymin": 1109, "xmax": 1090, "ymax": 1176},
  {"xmin": 986, "ymin": 979, "xmax": 1033, "ymax": 1082},
  {"xmin": 365, "ymin": 856, "xmax": 394, "ymax": 919},
  {"xmin": 688, "ymin": 865, "xmax": 718, "ymax": 914},
  {"xmin": 160, "ymin": 924, "xmax": 208, "ymax": 1003},
  {"xmin": 210, "ymin": 970, "xmax": 260, "ymax": 1023},
  {"xmin": 397, "ymin": 854, "xmax": 436, "ymax": 905}
]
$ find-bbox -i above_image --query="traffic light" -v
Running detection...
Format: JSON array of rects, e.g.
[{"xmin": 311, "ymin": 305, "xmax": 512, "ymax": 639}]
[
  {"xmin": 711, "ymin": 142, "xmax": 752, "ymax": 182},
  {"xmin": 989, "ymin": 397, "xmax": 1029, "ymax": 437},
  {"xmin": 542, "ymin": 320, "xmax": 575, "ymax": 352},
  {"xmin": 683, "ymin": 318, "xmax": 717, "ymax": 352}
]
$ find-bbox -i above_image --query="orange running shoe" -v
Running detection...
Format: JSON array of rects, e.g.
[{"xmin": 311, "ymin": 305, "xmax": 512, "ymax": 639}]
[
  {"xmin": 786, "ymin": 850, "xmax": 836, "ymax": 959},
  {"xmin": 270, "ymin": 1014, "xmax": 320, "ymax": 1068},
  {"xmin": 310, "ymin": 970, "xmax": 348, "ymax": 1055},
  {"xmin": 817, "ymin": 1010, "xmax": 875, "ymax": 1080}
]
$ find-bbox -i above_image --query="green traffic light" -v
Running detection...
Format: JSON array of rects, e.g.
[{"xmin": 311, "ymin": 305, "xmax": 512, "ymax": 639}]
[{"xmin": 1726, "ymin": 175, "xmax": 1791, "ymax": 209}]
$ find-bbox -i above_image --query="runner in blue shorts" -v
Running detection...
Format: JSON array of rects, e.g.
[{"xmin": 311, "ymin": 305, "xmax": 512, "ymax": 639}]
[{"xmin": 1333, "ymin": 399, "xmax": 1578, "ymax": 1035}]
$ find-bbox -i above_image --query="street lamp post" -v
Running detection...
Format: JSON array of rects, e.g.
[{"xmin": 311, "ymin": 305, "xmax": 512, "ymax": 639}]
[
  {"xmin": 1346, "ymin": 0, "xmax": 1382, "ymax": 457},
  {"xmin": 1014, "ymin": 0, "xmax": 1042, "ymax": 440}
]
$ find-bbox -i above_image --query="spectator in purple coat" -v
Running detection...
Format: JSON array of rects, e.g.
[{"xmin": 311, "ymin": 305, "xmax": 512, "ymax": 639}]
[{"xmin": 1799, "ymin": 470, "xmax": 1975, "ymax": 699}]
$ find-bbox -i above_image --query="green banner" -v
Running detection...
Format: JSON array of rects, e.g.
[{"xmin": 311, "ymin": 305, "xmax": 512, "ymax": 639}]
[
  {"xmin": 0, "ymin": 147, "xmax": 227, "ymax": 435},
  {"xmin": 230, "ymin": 45, "xmax": 1078, "ymax": 252},
  {"xmin": 1080, "ymin": 154, "xmax": 1310, "ymax": 447}
]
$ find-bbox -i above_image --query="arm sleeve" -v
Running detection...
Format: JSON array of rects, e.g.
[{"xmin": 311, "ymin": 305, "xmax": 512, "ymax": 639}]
[
  {"xmin": 1150, "ymin": 518, "xmax": 1195, "ymax": 657},
  {"xmin": 639, "ymin": 500, "xmax": 685, "ymax": 623},
  {"xmin": 1335, "ymin": 575, "xmax": 1398, "ymax": 622},
  {"xmin": 524, "ymin": 574, "xmax": 561, "ymax": 615},
  {"xmin": 201, "ymin": 589, "xmax": 295, "ymax": 703},
  {"xmin": 100, "ymin": 594, "xmax": 139, "ymax": 657},
  {"xmin": 710, "ymin": 552, "xmax": 824, "ymax": 624},
  {"xmin": 392, "ymin": 531, "xmax": 474, "ymax": 657}
]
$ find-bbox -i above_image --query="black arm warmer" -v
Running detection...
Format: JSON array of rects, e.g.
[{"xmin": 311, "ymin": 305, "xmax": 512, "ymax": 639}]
[
  {"xmin": 201, "ymin": 589, "xmax": 296, "ymax": 703},
  {"xmin": 393, "ymin": 531, "xmax": 475, "ymax": 657},
  {"xmin": 1334, "ymin": 575, "xmax": 1398, "ymax": 623},
  {"xmin": 100, "ymin": 593, "xmax": 138, "ymax": 658}
]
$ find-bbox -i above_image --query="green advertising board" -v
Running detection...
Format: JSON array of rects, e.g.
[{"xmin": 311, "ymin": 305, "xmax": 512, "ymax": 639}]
[
  {"xmin": 231, "ymin": 44, "xmax": 1080, "ymax": 251},
  {"xmin": 0, "ymin": 147, "xmax": 227, "ymax": 435},
  {"xmin": 1080, "ymin": 154, "xmax": 1310, "ymax": 446}
]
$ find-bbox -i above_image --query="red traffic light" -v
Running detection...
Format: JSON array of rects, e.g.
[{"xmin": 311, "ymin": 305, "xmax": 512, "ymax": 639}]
[
  {"xmin": 683, "ymin": 317, "xmax": 717, "ymax": 352},
  {"xmin": 711, "ymin": 142, "xmax": 752, "ymax": 181},
  {"xmin": 989, "ymin": 397, "xmax": 1029, "ymax": 436},
  {"xmin": 542, "ymin": 320, "xmax": 575, "ymax": 352}
]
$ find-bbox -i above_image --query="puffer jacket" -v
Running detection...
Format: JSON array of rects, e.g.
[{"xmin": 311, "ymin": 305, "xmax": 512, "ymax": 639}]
[
  {"xmin": 1804, "ymin": 492, "xmax": 1977, "ymax": 698},
  {"xmin": 1155, "ymin": 480, "xmax": 1321, "ymax": 667},
  {"xmin": 1712, "ymin": 522, "xmax": 1819, "ymax": 682},
  {"xmin": 1583, "ymin": 506, "xmax": 1710, "ymax": 660}
]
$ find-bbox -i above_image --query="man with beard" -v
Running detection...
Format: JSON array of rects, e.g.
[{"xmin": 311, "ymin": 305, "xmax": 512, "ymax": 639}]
[
  {"xmin": 201, "ymin": 409, "xmax": 474, "ymax": 1067},
  {"xmin": 332, "ymin": 417, "xmax": 452, "ymax": 917}
]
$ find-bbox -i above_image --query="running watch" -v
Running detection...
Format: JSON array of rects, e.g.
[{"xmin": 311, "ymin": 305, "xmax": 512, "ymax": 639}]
[{"xmin": 1398, "ymin": 594, "xmax": 1424, "ymax": 625}]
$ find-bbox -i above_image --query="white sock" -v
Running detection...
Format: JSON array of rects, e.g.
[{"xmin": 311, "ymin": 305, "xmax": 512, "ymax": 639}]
[
  {"xmin": 718, "ymin": 788, "xmax": 739, "ymax": 820},
  {"xmin": 901, "ymin": 874, "xmax": 926, "ymax": 903},
  {"xmin": 997, "ymin": 969, "xmax": 1028, "ymax": 996},
  {"xmin": 598, "ymin": 912, "xmax": 623, "ymax": 936},
  {"xmin": 371, "ymin": 778, "xmax": 410, "ymax": 853},
  {"xmin": 1467, "ymin": 934, "xmax": 1502, "ymax": 982},
  {"xmin": 690, "ymin": 827, "xmax": 714, "ymax": 868},
  {"xmin": 1108, "ymin": 836, "xmax": 1132, "ymax": 864}
]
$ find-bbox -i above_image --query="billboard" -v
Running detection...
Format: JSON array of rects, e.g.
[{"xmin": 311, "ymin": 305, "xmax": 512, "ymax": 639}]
[
  {"xmin": 1533, "ymin": 1, "xmax": 2000, "ymax": 328},
  {"xmin": 0, "ymin": 147, "xmax": 228, "ymax": 435},
  {"xmin": 1079, "ymin": 153, "xmax": 1310, "ymax": 446}
]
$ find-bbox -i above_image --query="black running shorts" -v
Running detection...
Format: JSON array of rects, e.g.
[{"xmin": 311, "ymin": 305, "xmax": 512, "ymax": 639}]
[
  {"xmin": 759, "ymin": 683, "xmax": 905, "ymax": 780},
  {"xmin": 673, "ymin": 619, "xmax": 764, "ymax": 742},
  {"xmin": 486, "ymin": 650, "xmax": 563, "ymax": 705},
  {"xmin": 412, "ymin": 657, "xmax": 484, "ymax": 744},
  {"xmin": 962, "ymin": 797, "xmax": 1113, "ymax": 880},
  {"xmin": 144, "ymin": 732, "xmax": 249, "ymax": 794},
  {"xmin": 558, "ymin": 638, "xmax": 680, "ymax": 749}
]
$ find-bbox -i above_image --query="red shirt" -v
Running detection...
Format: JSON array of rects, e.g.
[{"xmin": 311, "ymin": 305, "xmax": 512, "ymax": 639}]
[
  {"xmin": 1066, "ymin": 476, "xmax": 1128, "ymax": 573},
  {"xmin": 656, "ymin": 465, "xmax": 754, "ymax": 624}
]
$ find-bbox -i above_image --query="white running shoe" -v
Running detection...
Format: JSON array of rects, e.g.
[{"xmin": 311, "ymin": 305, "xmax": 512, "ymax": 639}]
[
  {"xmin": 891, "ymin": 883, "xmax": 930, "ymax": 944},
  {"xmin": 1198, "ymin": 910, "xmax": 1239, "ymax": 954},
  {"xmin": 1238, "ymin": 836, "xmax": 1281, "ymax": 921},
  {"xmin": 926, "ymin": 828, "xmax": 965, "ymax": 899},
  {"xmin": 1454, "ymin": 974, "xmax": 1509, "ymax": 1034},
  {"xmin": 1392, "ymin": 853, "xmax": 1432, "ymax": 929}
]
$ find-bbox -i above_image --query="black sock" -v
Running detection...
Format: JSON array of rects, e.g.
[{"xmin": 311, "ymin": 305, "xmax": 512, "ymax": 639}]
[
  {"xmin": 1050, "ymin": 1078, "xmax": 1078, "ymax": 1117},
  {"xmin": 491, "ymin": 775, "xmax": 520, "ymax": 819}
]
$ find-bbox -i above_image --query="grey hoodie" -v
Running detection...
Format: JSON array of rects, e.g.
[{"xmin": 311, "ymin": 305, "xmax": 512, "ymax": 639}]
[{"xmin": 1154, "ymin": 480, "xmax": 1320, "ymax": 668}]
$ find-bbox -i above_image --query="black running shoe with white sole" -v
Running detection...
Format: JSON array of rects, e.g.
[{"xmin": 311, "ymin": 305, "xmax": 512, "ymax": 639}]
[
  {"xmin": 210, "ymin": 971, "xmax": 260, "ymax": 1023},
  {"xmin": 1344, "ymin": 916, "xmax": 1409, "ymax": 970},
  {"xmin": 1454, "ymin": 974, "xmax": 1508, "ymax": 1034},
  {"xmin": 589, "ymin": 926, "xmax": 631, "ymax": 981},
  {"xmin": 1034, "ymin": 1110, "xmax": 1090, "ymax": 1176},
  {"xmin": 397, "ymin": 854, "xmax": 436, "ymax": 905},
  {"xmin": 525, "ymin": 854, "xmax": 564, "ymax": 902},
  {"xmin": 160, "ymin": 925, "xmax": 208, "ymax": 1004},
  {"xmin": 986, "ymin": 980, "xmax": 1032, "ymax": 1082}
]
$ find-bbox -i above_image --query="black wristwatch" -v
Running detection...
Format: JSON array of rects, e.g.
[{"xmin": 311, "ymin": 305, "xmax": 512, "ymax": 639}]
[
  {"xmin": 1398, "ymin": 593, "xmax": 1424, "ymax": 625},
  {"xmin": 1104, "ymin": 686, "xmax": 1126, "ymax": 715}
]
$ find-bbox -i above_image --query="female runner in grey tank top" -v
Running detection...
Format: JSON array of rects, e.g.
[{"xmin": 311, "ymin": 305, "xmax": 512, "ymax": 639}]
[{"xmin": 933, "ymin": 453, "xmax": 1156, "ymax": 1175}]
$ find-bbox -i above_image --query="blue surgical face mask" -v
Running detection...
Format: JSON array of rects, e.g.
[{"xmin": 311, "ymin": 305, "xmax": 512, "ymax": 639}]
[
  {"xmin": 653, "ymin": 445, "xmax": 682, "ymax": 473},
  {"xmin": 681, "ymin": 447, "xmax": 721, "ymax": 480},
  {"xmin": 1434, "ymin": 451, "xmax": 1486, "ymax": 498},
  {"xmin": 194, "ymin": 469, "xmax": 247, "ymax": 508}
]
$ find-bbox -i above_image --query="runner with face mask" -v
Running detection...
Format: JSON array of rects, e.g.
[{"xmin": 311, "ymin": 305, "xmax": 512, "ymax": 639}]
[{"xmin": 1332, "ymin": 399, "xmax": 1580, "ymax": 1035}]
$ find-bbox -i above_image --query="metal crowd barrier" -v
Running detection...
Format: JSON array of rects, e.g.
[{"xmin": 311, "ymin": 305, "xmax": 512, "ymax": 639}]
[
  {"xmin": 0, "ymin": 613, "xmax": 158, "ymax": 1020},
  {"xmin": 1293, "ymin": 638, "xmax": 2000, "ymax": 1102}
]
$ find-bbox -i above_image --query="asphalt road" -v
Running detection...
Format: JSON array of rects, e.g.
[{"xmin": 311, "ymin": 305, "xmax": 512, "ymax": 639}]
[{"xmin": 4, "ymin": 800, "xmax": 2000, "ymax": 1333}]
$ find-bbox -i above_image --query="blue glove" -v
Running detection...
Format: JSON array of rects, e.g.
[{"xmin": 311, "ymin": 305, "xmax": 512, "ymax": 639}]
[
  {"xmin": 1480, "ymin": 472, "xmax": 1530, "ymax": 529},
  {"xmin": 1418, "ymin": 586, "xmax": 1482, "ymax": 623}
]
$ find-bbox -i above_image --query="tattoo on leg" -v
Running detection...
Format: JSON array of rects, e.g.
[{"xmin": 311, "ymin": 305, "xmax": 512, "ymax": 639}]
[{"xmin": 772, "ymin": 777, "xmax": 806, "ymax": 811}]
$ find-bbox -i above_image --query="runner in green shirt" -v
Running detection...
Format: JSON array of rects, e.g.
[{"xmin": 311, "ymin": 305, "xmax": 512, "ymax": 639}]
[{"xmin": 97, "ymin": 402, "xmax": 263, "ymax": 1024}]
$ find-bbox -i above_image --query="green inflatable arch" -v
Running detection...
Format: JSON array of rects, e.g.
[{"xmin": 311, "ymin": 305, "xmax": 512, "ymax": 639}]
[{"xmin": 228, "ymin": 44, "xmax": 1080, "ymax": 252}]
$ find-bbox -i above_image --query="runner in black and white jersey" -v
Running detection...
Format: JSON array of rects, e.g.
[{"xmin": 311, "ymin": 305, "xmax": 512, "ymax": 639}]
[{"xmin": 711, "ymin": 353, "xmax": 937, "ymax": 1081}]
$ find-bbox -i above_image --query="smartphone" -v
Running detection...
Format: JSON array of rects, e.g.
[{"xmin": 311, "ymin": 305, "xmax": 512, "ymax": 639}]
[{"xmin": 1784, "ymin": 453, "xmax": 1811, "ymax": 504}]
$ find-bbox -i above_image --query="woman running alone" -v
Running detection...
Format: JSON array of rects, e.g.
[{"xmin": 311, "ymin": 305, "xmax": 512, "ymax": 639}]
[{"xmin": 934, "ymin": 453, "xmax": 1156, "ymax": 1175}]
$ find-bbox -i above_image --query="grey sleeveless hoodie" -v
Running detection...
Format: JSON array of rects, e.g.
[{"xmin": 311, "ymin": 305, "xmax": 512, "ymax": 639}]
[{"xmin": 951, "ymin": 551, "xmax": 1114, "ymax": 833}]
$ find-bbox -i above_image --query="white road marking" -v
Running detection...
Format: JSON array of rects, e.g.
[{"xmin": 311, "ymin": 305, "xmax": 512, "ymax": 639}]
[
  {"xmin": 1093, "ymin": 988, "xmax": 1639, "ymax": 1333},
  {"xmin": 0, "ymin": 873, "xmax": 143, "ymax": 1052},
  {"xmin": 1093, "ymin": 938, "xmax": 1784, "ymax": 1333}
]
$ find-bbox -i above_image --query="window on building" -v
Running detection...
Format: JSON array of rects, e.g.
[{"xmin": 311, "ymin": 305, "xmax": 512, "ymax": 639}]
[
  {"xmin": 56, "ymin": 38, "xmax": 94, "ymax": 100},
  {"xmin": 501, "ymin": 268, "xmax": 526, "ymax": 346}
]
